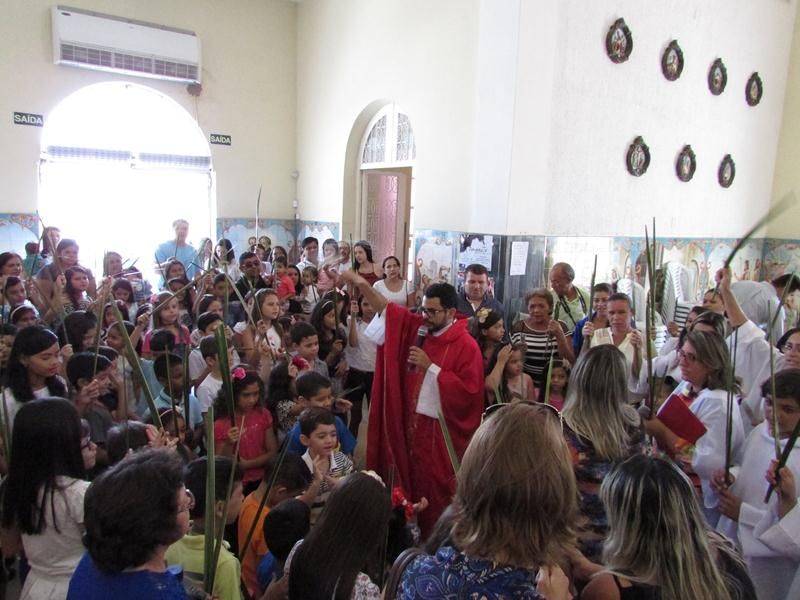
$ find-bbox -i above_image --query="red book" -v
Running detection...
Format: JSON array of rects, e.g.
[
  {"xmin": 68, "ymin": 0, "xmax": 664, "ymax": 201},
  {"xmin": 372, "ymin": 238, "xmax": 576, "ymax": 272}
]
[{"xmin": 656, "ymin": 393, "xmax": 707, "ymax": 445}]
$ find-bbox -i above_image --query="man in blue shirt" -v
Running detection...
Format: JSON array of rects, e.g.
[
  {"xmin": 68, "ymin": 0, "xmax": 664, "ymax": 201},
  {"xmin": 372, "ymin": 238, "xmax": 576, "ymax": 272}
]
[{"xmin": 154, "ymin": 219, "xmax": 199, "ymax": 281}]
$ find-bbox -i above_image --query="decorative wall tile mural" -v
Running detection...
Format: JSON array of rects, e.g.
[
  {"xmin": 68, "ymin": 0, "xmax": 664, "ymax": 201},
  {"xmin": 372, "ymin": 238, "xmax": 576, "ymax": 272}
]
[
  {"xmin": 411, "ymin": 227, "xmax": 800, "ymax": 327},
  {"xmin": 413, "ymin": 229, "xmax": 459, "ymax": 289},
  {"xmin": 0, "ymin": 214, "xmax": 39, "ymax": 256},
  {"xmin": 217, "ymin": 218, "xmax": 339, "ymax": 264}
]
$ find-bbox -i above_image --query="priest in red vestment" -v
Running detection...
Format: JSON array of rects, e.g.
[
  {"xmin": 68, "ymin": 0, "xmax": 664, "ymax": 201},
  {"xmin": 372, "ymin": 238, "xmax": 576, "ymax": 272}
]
[{"xmin": 341, "ymin": 271, "xmax": 485, "ymax": 534}]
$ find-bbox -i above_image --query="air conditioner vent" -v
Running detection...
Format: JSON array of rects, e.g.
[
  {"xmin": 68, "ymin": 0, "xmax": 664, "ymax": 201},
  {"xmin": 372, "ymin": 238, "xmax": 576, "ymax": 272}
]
[{"xmin": 53, "ymin": 7, "xmax": 201, "ymax": 84}]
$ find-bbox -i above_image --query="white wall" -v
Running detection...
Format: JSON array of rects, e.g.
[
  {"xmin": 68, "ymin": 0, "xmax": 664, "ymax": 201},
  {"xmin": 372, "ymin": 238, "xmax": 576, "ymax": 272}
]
[
  {"xmin": 771, "ymin": 3, "xmax": 800, "ymax": 239},
  {"xmin": 538, "ymin": 1, "xmax": 797, "ymax": 238},
  {"xmin": 295, "ymin": 0, "xmax": 480, "ymax": 233},
  {"xmin": 0, "ymin": 0, "xmax": 297, "ymax": 220},
  {"xmin": 297, "ymin": 0, "xmax": 797, "ymax": 239}
]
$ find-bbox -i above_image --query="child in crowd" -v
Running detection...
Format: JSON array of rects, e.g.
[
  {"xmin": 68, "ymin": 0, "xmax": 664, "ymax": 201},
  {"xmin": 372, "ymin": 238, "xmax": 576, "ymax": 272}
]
[
  {"xmin": 286, "ymin": 372, "xmax": 356, "ymax": 455},
  {"xmin": 0, "ymin": 323, "xmax": 16, "ymax": 370},
  {"xmin": 286, "ymin": 472, "xmax": 388, "ymax": 599},
  {"xmin": 469, "ymin": 308, "xmax": 505, "ymax": 367},
  {"xmin": 104, "ymin": 420, "xmax": 151, "ymax": 465},
  {"xmin": 301, "ymin": 266, "xmax": 320, "ymax": 316},
  {"xmin": 111, "ymin": 279, "xmax": 138, "ymax": 320},
  {"xmin": 158, "ymin": 409, "xmax": 196, "ymax": 463},
  {"xmin": 286, "ymin": 265, "xmax": 304, "ymax": 316},
  {"xmin": 151, "ymin": 353, "xmax": 204, "ymax": 440},
  {"xmin": 101, "ymin": 301, "xmax": 129, "ymax": 335},
  {"xmin": 256, "ymin": 499, "xmax": 311, "ymax": 593},
  {"xmin": 195, "ymin": 335, "xmax": 225, "ymax": 413},
  {"xmin": 272, "ymin": 257, "xmax": 295, "ymax": 303},
  {"xmin": 66, "ymin": 352, "xmax": 124, "ymax": 469},
  {"xmin": 345, "ymin": 295, "xmax": 377, "ymax": 439},
  {"xmin": 288, "ymin": 321, "xmax": 328, "ymax": 377},
  {"xmin": 60, "ymin": 310, "xmax": 98, "ymax": 353},
  {"xmin": 10, "ymin": 305, "xmax": 37, "ymax": 329},
  {"xmin": 485, "ymin": 343, "xmax": 537, "ymax": 404},
  {"xmin": 2, "ymin": 326, "xmax": 67, "ymax": 430},
  {"xmin": 544, "ymin": 359, "xmax": 569, "ymax": 410},
  {"xmin": 62, "ymin": 266, "xmax": 93, "ymax": 314},
  {"xmin": 238, "ymin": 454, "xmax": 315, "ymax": 597},
  {"xmin": 297, "ymin": 407, "xmax": 354, "ymax": 523},
  {"xmin": 142, "ymin": 292, "xmax": 191, "ymax": 358},
  {"xmin": 189, "ymin": 311, "xmax": 240, "ymax": 388},
  {"xmin": 213, "ymin": 369, "xmax": 278, "ymax": 493},
  {"xmin": 310, "ymin": 299, "xmax": 347, "ymax": 395},
  {"xmin": 165, "ymin": 457, "xmax": 245, "ymax": 600},
  {"xmin": 105, "ymin": 319, "xmax": 157, "ymax": 416},
  {"xmin": 166, "ymin": 277, "xmax": 194, "ymax": 329},
  {"xmin": 268, "ymin": 359, "xmax": 299, "ymax": 435},
  {"xmin": 1, "ymin": 399, "xmax": 90, "ymax": 598},
  {"xmin": 80, "ymin": 418, "xmax": 97, "ymax": 473},
  {"xmin": 237, "ymin": 289, "xmax": 284, "ymax": 378},
  {"xmin": 713, "ymin": 369, "xmax": 800, "ymax": 600}
]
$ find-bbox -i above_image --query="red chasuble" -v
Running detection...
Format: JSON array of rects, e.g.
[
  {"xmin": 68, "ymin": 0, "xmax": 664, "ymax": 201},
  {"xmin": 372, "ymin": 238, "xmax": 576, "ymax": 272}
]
[{"xmin": 368, "ymin": 302, "xmax": 485, "ymax": 534}]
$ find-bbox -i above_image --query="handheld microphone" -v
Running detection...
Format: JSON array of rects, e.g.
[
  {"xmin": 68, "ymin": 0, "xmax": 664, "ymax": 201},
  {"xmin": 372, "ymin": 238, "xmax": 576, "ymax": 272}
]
[{"xmin": 409, "ymin": 326, "xmax": 428, "ymax": 371}]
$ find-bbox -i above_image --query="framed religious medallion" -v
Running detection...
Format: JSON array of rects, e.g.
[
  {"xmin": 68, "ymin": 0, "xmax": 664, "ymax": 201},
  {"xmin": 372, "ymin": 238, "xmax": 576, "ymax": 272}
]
[
  {"xmin": 626, "ymin": 136, "xmax": 650, "ymax": 177},
  {"xmin": 661, "ymin": 40, "xmax": 684, "ymax": 81},
  {"xmin": 606, "ymin": 18, "xmax": 633, "ymax": 63},
  {"xmin": 676, "ymin": 145, "xmax": 696, "ymax": 182},
  {"xmin": 718, "ymin": 155, "xmax": 735, "ymax": 188},
  {"xmin": 746, "ymin": 72, "xmax": 763, "ymax": 106},
  {"xmin": 708, "ymin": 58, "xmax": 727, "ymax": 95}
]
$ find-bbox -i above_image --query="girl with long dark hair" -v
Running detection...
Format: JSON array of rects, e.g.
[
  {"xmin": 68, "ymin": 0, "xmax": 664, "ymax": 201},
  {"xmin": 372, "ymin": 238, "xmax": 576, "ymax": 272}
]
[
  {"xmin": 2, "ymin": 326, "xmax": 67, "ymax": 430},
  {"xmin": 1, "ymin": 398, "xmax": 88, "ymax": 598}
]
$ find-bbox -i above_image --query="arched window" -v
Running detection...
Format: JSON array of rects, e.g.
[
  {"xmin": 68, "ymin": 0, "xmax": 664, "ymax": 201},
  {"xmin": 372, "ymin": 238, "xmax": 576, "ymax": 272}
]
[
  {"xmin": 39, "ymin": 82, "xmax": 214, "ymax": 284},
  {"xmin": 360, "ymin": 104, "xmax": 416, "ymax": 168}
]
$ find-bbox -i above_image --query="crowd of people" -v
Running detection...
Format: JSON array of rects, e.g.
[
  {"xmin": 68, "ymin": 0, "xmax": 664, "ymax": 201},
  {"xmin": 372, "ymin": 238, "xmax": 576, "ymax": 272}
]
[{"xmin": 0, "ymin": 217, "xmax": 798, "ymax": 600}]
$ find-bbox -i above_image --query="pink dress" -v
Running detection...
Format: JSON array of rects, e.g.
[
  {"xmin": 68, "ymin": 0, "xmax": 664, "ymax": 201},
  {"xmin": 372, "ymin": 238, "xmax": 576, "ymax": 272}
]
[{"xmin": 213, "ymin": 407, "xmax": 273, "ymax": 483}]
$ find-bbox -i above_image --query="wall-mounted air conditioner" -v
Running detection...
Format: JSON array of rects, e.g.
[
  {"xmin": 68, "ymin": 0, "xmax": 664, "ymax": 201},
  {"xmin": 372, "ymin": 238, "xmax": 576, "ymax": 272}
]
[{"xmin": 51, "ymin": 6, "xmax": 201, "ymax": 84}]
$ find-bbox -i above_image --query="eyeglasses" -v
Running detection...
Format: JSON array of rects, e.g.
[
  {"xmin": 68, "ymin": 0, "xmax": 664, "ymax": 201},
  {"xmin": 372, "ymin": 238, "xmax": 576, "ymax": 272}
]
[
  {"xmin": 420, "ymin": 307, "xmax": 446, "ymax": 316},
  {"xmin": 481, "ymin": 401, "xmax": 563, "ymax": 430},
  {"xmin": 179, "ymin": 487, "xmax": 195, "ymax": 513}
]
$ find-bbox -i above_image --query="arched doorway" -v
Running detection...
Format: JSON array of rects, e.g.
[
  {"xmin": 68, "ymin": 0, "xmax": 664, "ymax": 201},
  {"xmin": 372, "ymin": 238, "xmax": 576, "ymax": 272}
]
[
  {"xmin": 350, "ymin": 103, "xmax": 415, "ymax": 271},
  {"xmin": 38, "ymin": 82, "xmax": 214, "ymax": 286}
]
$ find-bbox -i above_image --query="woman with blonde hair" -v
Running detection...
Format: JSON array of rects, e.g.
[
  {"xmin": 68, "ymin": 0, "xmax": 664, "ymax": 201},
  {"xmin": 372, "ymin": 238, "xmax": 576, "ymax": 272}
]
[
  {"xmin": 578, "ymin": 454, "xmax": 755, "ymax": 600},
  {"xmin": 562, "ymin": 344, "xmax": 644, "ymax": 561},
  {"xmin": 398, "ymin": 402, "xmax": 577, "ymax": 599}
]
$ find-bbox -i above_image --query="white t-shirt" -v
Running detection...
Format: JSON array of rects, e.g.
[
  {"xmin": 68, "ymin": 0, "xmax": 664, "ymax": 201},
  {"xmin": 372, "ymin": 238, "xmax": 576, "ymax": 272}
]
[
  {"xmin": 2, "ymin": 385, "xmax": 54, "ymax": 432},
  {"xmin": 345, "ymin": 317, "xmax": 377, "ymax": 372},
  {"xmin": 373, "ymin": 279, "xmax": 414, "ymax": 306},
  {"xmin": 22, "ymin": 477, "xmax": 89, "ymax": 598},
  {"xmin": 196, "ymin": 373, "xmax": 223, "ymax": 412}
]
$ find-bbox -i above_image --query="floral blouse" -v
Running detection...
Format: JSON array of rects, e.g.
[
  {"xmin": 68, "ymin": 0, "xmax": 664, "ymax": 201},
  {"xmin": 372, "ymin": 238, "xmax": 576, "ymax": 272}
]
[
  {"xmin": 399, "ymin": 546, "xmax": 543, "ymax": 599},
  {"xmin": 564, "ymin": 424, "xmax": 645, "ymax": 562}
]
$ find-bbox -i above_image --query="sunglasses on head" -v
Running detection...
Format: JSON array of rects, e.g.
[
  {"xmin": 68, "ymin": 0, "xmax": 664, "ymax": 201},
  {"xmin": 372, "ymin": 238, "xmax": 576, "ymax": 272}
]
[{"xmin": 481, "ymin": 400, "xmax": 563, "ymax": 429}]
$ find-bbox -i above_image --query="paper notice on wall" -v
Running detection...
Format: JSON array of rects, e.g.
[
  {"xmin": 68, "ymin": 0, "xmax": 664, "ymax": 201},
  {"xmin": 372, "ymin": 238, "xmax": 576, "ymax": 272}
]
[{"xmin": 509, "ymin": 241, "xmax": 529, "ymax": 276}]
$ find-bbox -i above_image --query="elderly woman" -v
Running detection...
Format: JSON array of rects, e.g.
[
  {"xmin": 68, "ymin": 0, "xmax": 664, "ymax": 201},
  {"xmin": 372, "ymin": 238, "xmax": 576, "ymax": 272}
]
[
  {"xmin": 511, "ymin": 288, "xmax": 575, "ymax": 389},
  {"xmin": 398, "ymin": 403, "xmax": 577, "ymax": 599},
  {"xmin": 67, "ymin": 449, "xmax": 193, "ymax": 599},
  {"xmin": 645, "ymin": 330, "xmax": 745, "ymax": 525}
]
